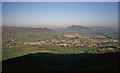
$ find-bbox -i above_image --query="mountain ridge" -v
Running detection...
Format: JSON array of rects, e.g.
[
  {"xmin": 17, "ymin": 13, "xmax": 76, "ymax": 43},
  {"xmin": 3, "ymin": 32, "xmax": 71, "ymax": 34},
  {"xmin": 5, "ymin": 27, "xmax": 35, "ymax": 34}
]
[
  {"xmin": 2, "ymin": 26, "xmax": 55, "ymax": 33},
  {"xmin": 67, "ymin": 25, "xmax": 90, "ymax": 30}
]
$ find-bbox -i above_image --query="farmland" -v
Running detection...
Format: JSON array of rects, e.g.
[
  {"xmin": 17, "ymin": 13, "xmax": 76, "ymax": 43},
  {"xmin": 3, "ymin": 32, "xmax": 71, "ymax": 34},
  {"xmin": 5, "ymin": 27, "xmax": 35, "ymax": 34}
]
[{"xmin": 2, "ymin": 26, "xmax": 119, "ymax": 60}]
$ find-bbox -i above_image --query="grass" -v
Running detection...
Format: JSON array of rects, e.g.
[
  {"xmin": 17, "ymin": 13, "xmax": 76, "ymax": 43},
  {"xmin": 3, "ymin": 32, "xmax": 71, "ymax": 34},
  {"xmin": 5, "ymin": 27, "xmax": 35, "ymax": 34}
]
[
  {"xmin": 2, "ymin": 30, "xmax": 118, "ymax": 61},
  {"xmin": 2, "ymin": 42, "xmax": 118, "ymax": 61}
]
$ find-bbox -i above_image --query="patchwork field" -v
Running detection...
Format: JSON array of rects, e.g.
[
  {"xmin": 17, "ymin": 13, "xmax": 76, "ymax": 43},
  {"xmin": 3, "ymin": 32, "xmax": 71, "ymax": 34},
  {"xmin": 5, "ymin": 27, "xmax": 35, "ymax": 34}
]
[{"xmin": 2, "ymin": 26, "xmax": 119, "ymax": 61}]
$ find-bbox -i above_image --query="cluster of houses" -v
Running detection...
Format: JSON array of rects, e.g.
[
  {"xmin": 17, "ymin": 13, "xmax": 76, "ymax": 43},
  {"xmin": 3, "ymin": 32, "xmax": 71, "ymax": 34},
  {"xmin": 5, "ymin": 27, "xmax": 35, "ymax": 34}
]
[
  {"xmin": 23, "ymin": 33, "xmax": 118, "ymax": 48},
  {"xmin": 3, "ymin": 32, "xmax": 119, "ymax": 53}
]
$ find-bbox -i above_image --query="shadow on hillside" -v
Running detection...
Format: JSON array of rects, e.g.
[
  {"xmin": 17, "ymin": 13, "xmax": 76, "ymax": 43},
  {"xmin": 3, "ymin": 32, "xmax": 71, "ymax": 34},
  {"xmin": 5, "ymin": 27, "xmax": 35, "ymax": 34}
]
[{"xmin": 2, "ymin": 52, "xmax": 120, "ymax": 71}]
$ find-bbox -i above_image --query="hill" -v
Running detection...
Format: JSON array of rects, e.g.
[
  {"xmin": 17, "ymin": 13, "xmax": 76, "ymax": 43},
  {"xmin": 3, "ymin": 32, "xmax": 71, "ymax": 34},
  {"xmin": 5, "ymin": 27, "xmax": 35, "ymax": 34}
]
[
  {"xmin": 67, "ymin": 25, "xmax": 90, "ymax": 30},
  {"xmin": 54, "ymin": 25, "xmax": 91, "ymax": 34},
  {"xmin": 2, "ymin": 52, "xmax": 120, "ymax": 71},
  {"xmin": 2, "ymin": 26, "xmax": 55, "ymax": 34}
]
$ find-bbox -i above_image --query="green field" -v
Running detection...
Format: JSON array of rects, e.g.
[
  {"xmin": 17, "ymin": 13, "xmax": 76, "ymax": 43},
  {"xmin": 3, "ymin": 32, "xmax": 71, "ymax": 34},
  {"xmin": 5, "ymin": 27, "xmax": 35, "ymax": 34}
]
[{"xmin": 2, "ymin": 27, "xmax": 119, "ymax": 61}]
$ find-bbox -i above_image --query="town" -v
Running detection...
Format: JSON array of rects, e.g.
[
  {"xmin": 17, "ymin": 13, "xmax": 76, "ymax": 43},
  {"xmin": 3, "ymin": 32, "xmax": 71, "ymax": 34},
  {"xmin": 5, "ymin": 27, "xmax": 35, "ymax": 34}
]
[{"xmin": 23, "ymin": 33, "xmax": 118, "ymax": 48}]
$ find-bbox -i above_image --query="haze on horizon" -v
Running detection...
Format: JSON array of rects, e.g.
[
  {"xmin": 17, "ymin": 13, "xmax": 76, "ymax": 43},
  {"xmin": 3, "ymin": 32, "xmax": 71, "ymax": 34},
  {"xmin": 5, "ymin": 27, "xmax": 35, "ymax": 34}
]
[{"xmin": 2, "ymin": 2, "xmax": 118, "ymax": 29}]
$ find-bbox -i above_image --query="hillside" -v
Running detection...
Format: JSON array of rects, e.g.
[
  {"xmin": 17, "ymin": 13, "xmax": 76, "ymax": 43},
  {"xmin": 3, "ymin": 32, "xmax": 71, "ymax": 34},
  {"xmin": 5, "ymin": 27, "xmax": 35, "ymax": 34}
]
[
  {"xmin": 67, "ymin": 25, "xmax": 90, "ymax": 30},
  {"xmin": 54, "ymin": 25, "xmax": 91, "ymax": 34},
  {"xmin": 2, "ymin": 52, "xmax": 120, "ymax": 71},
  {"xmin": 2, "ymin": 26, "xmax": 55, "ymax": 33}
]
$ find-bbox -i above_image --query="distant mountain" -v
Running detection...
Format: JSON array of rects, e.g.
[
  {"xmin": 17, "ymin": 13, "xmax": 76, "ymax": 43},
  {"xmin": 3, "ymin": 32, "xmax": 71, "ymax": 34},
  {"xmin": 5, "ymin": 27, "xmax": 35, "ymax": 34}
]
[
  {"xmin": 2, "ymin": 26, "xmax": 54, "ymax": 34},
  {"xmin": 53, "ymin": 25, "xmax": 91, "ymax": 34},
  {"xmin": 67, "ymin": 25, "xmax": 90, "ymax": 30},
  {"xmin": 89, "ymin": 26, "xmax": 118, "ymax": 30}
]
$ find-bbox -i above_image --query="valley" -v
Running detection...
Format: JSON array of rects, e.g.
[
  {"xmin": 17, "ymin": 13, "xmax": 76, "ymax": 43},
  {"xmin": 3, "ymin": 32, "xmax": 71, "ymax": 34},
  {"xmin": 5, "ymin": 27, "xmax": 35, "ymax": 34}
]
[{"xmin": 2, "ymin": 25, "xmax": 119, "ymax": 60}]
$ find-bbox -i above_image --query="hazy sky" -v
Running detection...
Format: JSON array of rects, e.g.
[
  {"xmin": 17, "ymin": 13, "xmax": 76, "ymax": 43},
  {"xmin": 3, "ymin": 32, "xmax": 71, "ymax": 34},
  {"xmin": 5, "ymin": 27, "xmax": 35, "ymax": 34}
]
[
  {"xmin": 2, "ymin": 2, "xmax": 118, "ymax": 28},
  {"xmin": 2, "ymin": 0, "xmax": 120, "ymax": 2}
]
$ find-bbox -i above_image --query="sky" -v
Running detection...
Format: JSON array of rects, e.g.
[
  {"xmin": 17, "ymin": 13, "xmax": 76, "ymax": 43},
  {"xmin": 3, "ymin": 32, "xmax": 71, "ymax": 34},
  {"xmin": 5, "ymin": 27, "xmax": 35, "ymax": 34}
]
[
  {"xmin": 2, "ymin": 0, "xmax": 120, "ymax": 2},
  {"xmin": 2, "ymin": 2, "xmax": 118, "ymax": 28}
]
